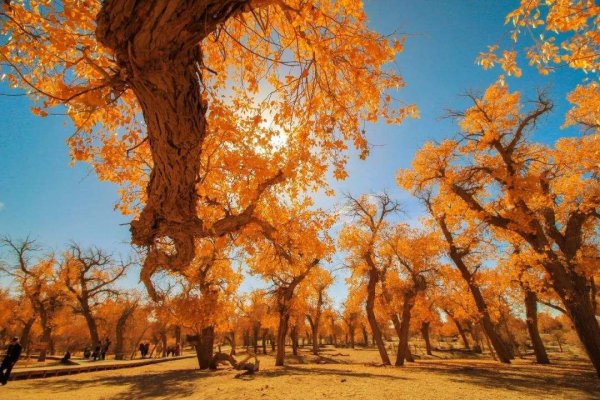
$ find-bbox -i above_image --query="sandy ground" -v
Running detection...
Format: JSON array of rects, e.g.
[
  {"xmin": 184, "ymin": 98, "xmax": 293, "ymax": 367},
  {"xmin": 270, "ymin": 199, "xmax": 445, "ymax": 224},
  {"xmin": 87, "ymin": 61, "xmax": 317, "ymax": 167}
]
[{"xmin": 2, "ymin": 347, "xmax": 598, "ymax": 400}]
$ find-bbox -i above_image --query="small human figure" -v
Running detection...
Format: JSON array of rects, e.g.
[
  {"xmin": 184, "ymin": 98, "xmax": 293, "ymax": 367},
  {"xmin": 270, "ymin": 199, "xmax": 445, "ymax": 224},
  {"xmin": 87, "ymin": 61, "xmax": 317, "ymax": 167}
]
[
  {"xmin": 0, "ymin": 337, "xmax": 22, "ymax": 385},
  {"xmin": 175, "ymin": 342, "xmax": 181, "ymax": 357},
  {"xmin": 83, "ymin": 347, "xmax": 91, "ymax": 359},
  {"xmin": 60, "ymin": 351, "xmax": 71, "ymax": 364},
  {"xmin": 92, "ymin": 345, "xmax": 100, "ymax": 361},
  {"xmin": 100, "ymin": 338, "xmax": 111, "ymax": 360},
  {"xmin": 143, "ymin": 342, "xmax": 150, "ymax": 358},
  {"xmin": 59, "ymin": 351, "xmax": 78, "ymax": 365},
  {"xmin": 139, "ymin": 342, "xmax": 145, "ymax": 359}
]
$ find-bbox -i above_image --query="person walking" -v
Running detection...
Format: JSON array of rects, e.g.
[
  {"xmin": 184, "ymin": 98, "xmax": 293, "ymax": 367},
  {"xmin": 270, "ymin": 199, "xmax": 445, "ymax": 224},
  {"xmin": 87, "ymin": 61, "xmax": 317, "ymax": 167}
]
[
  {"xmin": 139, "ymin": 342, "xmax": 145, "ymax": 359},
  {"xmin": 0, "ymin": 337, "xmax": 22, "ymax": 385},
  {"xmin": 100, "ymin": 338, "xmax": 111, "ymax": 360},
  {"xmin": 92, "ymin": 345, "xmax": 100, "ymax": 361}
]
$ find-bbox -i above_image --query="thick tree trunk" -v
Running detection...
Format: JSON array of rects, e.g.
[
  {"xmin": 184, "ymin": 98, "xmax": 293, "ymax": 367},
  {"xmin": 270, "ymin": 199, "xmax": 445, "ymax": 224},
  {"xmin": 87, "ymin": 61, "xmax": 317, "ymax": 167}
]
[
  {"xmin": 438, "ymin": 215, "xmax": 511, "ymax": 362},
  {"xmin": 38, "ymin": 311, "xmax": 52, "ymax": 361},
  {"xmin": 449, "ymin": 252, "xmax": 512, "ymax": 363},
  {"xmin": 479, "ymin": 308, "xmax": 512, "ymax": 363},
  {"xmin": 361, "ymin": 325, "xmax": 369, "ymax": 347},
  {"xmin": 406, "ymin": 342, "xmax": 415, "ymax": 362},
  {"xmin": 542, "ymin": 264, "xmax": 600, "ymax": 376},
  {"xmin": 524, "ymin": 290, "xmax": 549, "ymax": 364},
  {"xmin": 271, "ymin": 334, "xmax": 276, "ymax": 352},
  {"xmin": 395, "ymin": 294, "xmax": 414, "ymax": 366},
  {"xmin": 114, "ymin": 329, "xmax": 125, "ymax": 360},
  {"xmin": 174, "ymin": 326, "xmax": 182, "ymax": 348},
  {"xmin": 115, "ymin": 306, "xmax": 135, "ymax": 360},
  {"xmin": 243, "ymin": 330, "xmax": 250, "ymax": 349},
  {"xmin": 366, "ymin": 267, "xmax": 390, "ymax": 365},
  {"xmin": 82, "ymin": 306, "xmax": 100, "ymax": 349},
  {"xmin": 591, "ymin": 277, "xmax": 597, "ymax": 316},
  {"xmin": 562, "ymin": 288, "xmax": 600, "ymax": 376},
  {"xmin": 454, "ymin": 319, "xmax": 471, "ymax": 350},
  {"xmin": 190, "ymin": 326, "xmax": 214, "ymax": 370},
  {"xmin": 483, "ymin": 330, "xmax": 497, "ymax": 361},
  {"xmin": 95, "ymin": 1, "xmax": 279, "ymax": 300},
  {"xmin": 349, "ymin": 326, "xmax": 355, "ymax": 349},
  {"xmin": 20, "ymin": 317, "xmax": 36, "ymax": 353},
  {"xmin": 291, "ymin": 325, "xmax": 299, "ymax": 356},
  {"xmin": 275, "ymin": 312, "xmax": 290, "ymax": 366},
  {"xmin": 252, "ymin": 323, "xmax": 260, "ymax": 355},
  {"xmin": 161, "ymin": 331, "xmax": 168, "ymax": 358},
  {"xmin": 311, "ymin": 324, "xmax": 320, "ymax": 355},
  {"xmin": 421, "ymin": 321, "xmax": 432, "ymax": 356},
  {"xmin": 229, "ymin": 331, "xmax": 236, "ymax": 355},
  {"xmin": 262, "ymin": 330, "xmax": 268, "ymax": 355}
]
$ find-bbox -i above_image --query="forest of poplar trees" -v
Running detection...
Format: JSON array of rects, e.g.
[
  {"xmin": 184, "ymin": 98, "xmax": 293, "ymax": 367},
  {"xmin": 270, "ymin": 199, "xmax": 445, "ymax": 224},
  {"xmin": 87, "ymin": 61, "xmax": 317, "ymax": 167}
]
[{"xmin": 0, "ymin": 1, "xmax": 598, "ymax": 399}]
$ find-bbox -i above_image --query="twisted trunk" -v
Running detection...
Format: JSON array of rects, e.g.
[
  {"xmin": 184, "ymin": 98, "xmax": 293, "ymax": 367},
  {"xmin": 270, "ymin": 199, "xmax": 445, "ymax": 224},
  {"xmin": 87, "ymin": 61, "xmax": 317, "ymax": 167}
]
[
  {"xmin": 365, "ymin": 266, "xmax": 390, "ymax": 365},
  {"xmin": 524, "ymin": 290, "xmax": 549, "ymax": 364},
  {"xmin": 455, "ymin": 320, "xmax": 470, "ymax": 350},
  {"xmin": 395, "ymin": 293, "xmax": 414, "ymax": 366},
  {"xmin": 82, "ymin": 303, "xmax": 100, "ymax": 349},
  {"xmin": 96, "ymin": 0, "xmax": 282, "ymax": 301},
  {"xmin": 229, "ymin": 331, "xmax": 236, "ymax": 356},
  {"xmin": 262, "ymin": 329, "xmax": 268, "ymax": 355},
  {"xmin": 421, "ymin": 321, "xmax": 432, "ymax": 356},
  {"xmin": 161, "ymin": 330, "xmax": 168, "ymax": 358},
  {"xmin": 174, "ymin": 326, "xmax": 182, "ymax": 348},
  {"xmin": 38, "ymin": 309, "xmax": 53, "ymax": 361},
  {"xmin": 361, "ymin": 325, "xmax": 369, "ymax": 347},
  {"xmin": 310, "ymin": 289, "xmax": 324, "ymax": 355},
  {"xmin": 275, "ymin": 311, "xmax": 290, "ymax": 366},
  {"xmin": 115, "ymin": 305, "xmax": 136, "ymax": 360},
  {"xmin": 189, "ymin": 326, "xmax": 215, "ymax": 369},
  {"xmin": 252, "ymin": 323, "xmax": 260, "ymax": 354},
  {"xmin": 19, "ymin": 316, "xmax": 36, "ymax": 353},
  {"xmin": 546, "ymin": 263, "xmax": 600, "ymax": 376},
  {"xmin": 291, "ymin": 325, "xmax": 299, "ymax": 356},
  {"xmin": 472, "ymin": 287, "xmax": 512, "ymax": 363},
  {"xmin": 448, "ymin": 250, "xmax": 512, "ymax": 363},
  {"xmin": 591, "ymin": 277, "xmax": 597, "ymax": 316}
]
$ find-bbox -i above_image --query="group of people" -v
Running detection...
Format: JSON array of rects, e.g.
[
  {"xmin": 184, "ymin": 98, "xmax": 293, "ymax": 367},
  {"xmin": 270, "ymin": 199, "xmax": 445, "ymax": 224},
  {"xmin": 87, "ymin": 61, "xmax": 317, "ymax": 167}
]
[
  {"xmin": 165, "ymin": 343, "xmax": 181, "ymax": 357},
  {"xmin": 83, "ymin": 338, "xmax": 111, "ymax": 361},
  {"xmin": 138, "ymin": 342, "xmax": 150, "ymax": 358},
  {"xmin": 138, "ymin": 342, "xmax": 181, "ymax": 358}
]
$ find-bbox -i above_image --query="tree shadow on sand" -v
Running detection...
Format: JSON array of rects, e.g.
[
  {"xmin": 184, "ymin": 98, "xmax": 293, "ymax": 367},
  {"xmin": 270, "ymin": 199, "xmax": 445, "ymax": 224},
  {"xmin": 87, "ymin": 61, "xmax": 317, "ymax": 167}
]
[
  {"xmin": 415, "ymin": 361, "xmax": 600, "ymax": 399},
  {"xmin": 235, "ymin": 364, "xmax": 410, "ymax": 382},
  {"xmin": 23, "ymin": 368, "xmax": 215, "ymax": 400}
]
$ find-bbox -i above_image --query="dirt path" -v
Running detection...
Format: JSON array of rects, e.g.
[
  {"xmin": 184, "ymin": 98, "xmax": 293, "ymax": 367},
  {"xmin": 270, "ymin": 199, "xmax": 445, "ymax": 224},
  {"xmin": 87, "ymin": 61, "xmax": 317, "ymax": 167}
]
[
  {"xmin": 2, "ymin": 349, "xmax": 598, "ymax": 400},
  {"xmin": 11, "ymin": 355, "xmax": 195, "ymax": 381}
]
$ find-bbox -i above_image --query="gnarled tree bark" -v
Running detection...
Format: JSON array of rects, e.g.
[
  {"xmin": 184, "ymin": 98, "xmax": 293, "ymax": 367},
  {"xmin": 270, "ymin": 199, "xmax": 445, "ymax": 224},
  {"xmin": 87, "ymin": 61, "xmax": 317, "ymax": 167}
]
[
  {"xmin": 421, "ymin": 321, "xmax": 432, "ymax": 356},
  {"xmin": 364, "ymin": 257, "xmax": 390, "ymax": 365},
  {"xmin": 524, "ymin": 289, "xmax": 549, "ymax": 364},
  {"xmin": 96, "ymin": 0, "xmax": 284, "ymax": 301}
]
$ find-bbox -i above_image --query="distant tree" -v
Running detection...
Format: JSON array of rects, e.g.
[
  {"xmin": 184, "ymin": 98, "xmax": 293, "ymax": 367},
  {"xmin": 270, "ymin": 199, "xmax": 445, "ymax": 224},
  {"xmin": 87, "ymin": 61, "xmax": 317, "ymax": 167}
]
[
  {"xmin": 0, "ymin": 237, "xmax": 63, "ymax": 358},
  {"xmin": 60, "ymin": 243, "xmax": 129, "ymax": 348}
]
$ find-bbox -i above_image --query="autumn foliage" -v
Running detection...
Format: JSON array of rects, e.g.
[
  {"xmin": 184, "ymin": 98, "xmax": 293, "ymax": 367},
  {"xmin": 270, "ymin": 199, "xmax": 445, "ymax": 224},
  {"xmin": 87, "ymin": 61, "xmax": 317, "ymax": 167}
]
[{"xmin": 0, "ymin": 0, "xmax": 598, "ymax": 383}]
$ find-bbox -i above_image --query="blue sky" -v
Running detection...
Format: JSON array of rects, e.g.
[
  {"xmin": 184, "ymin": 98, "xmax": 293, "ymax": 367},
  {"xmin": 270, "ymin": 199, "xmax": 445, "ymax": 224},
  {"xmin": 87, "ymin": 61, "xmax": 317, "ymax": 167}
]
[{"xmin": 0, "ymin": 1, "xmax": 584, "ymax": 302}]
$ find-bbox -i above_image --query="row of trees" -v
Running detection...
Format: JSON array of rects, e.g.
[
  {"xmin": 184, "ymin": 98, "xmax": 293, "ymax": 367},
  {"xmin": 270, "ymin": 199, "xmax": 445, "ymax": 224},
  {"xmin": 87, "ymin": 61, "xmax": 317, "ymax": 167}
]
[
  {"xmin": 0, "ymin": 226, "xmax": 585, "ymax": 372},
  {"xmin": 0, "ymin": 238, "xmax": 134, "ymax": 359},
  {"xmin": 0, "ymin": 0, "xmax": 598, "ymax": 378}
]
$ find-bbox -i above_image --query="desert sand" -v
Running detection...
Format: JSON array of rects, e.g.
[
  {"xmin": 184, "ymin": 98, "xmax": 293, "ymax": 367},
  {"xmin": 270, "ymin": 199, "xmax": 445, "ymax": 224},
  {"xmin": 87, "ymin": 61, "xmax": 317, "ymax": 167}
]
[{"xmin": 2, "ymin": 347, "xmax": 598, "ymax": 400}]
